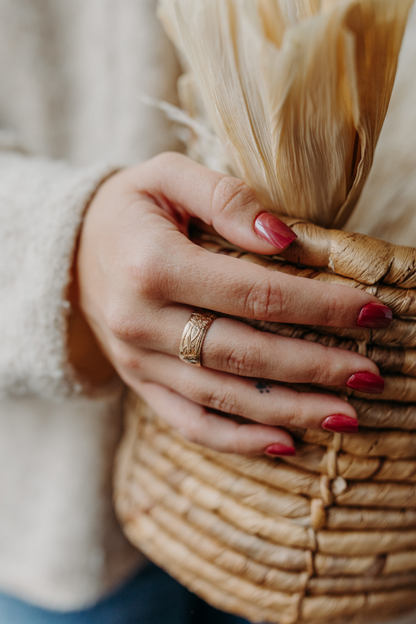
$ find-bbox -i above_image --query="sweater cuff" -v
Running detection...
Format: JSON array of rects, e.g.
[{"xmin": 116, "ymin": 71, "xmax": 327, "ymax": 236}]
[{"xmin": 0, "ymin": 153, "xmax": 119, "ymax": 399}]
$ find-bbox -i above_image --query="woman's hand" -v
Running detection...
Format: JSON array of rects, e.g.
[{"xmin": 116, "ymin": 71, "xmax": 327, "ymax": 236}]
[{"xmin": 75, "ymin": 153, "xmax": 390, "ymax": 456}]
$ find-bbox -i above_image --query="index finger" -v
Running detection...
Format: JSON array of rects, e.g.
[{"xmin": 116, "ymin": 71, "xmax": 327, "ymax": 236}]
[{"xmin": 162, "ymin": 240, "xmax": 392, "ymax": 329}]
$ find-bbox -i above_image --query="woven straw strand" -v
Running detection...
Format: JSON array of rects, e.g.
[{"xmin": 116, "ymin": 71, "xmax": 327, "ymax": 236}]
[
  {"xmin": 114, "ymin": 222, "xmax": 416, "ymax": 624},
  {"xmin": 279, "ymin": 218, "xmax": 416, "ymax": 289},
  {"xmin": 114, "ymin": 401, "xmax": 416, "ymax": 623}
]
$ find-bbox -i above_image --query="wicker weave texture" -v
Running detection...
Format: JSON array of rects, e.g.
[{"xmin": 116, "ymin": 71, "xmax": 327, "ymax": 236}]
[{"xmin": 114, "ymin": 224, "xmax": 416, "ymax": 624}]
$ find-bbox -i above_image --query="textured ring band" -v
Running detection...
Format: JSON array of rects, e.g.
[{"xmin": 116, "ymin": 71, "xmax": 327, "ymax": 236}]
[{"xmin": 179, "ymin": 311, "xmax": 217, "ymax": 367}]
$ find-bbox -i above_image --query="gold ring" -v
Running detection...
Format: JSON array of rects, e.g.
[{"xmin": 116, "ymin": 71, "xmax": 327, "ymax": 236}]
[{"xmin": 179, "ymin": 311, "xmax": 217, "ymax": 366}]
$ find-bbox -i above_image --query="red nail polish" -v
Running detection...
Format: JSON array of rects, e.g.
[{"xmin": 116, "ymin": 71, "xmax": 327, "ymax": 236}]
[
  {"xmin": 322, "ymin": 415, "xmax": 358, "ymax": 434},
  {"xmin": 357, "ymin": 303, "xmax": 393, "ymax": 328},
  {"xmin": 265, "ymin": 443, "xmax": 296, "ymax": 456},
  {"xmin": 254, "ymin": 213, "xmax": 298, "ymax": 250},
  {"xmin": 346, "ymin": 371, "xmax": 384, "ymax": 394}
]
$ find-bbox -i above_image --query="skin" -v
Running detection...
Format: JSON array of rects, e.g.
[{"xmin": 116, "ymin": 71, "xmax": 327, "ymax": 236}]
[{"xmin": 72, "ymin": 152, "xmax": 383, "ymax": 455}]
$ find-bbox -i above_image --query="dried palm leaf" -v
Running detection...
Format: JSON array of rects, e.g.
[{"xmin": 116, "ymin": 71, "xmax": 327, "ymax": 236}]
[{"xmin": 158, "ymin": 0, "xmax": 413, "ymax": 227}]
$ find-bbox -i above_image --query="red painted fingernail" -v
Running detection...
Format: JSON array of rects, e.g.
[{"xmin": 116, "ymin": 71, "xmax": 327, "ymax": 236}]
[
  {"xmin": 346, "ymin": 371, "xmax": 384, "ymax": 395},
  {"xmin": 357, "ymin": 303, "xmax": 393, "ymax": 328},
  {"xmin": 265, "ymin": 443, "xmax": 296, "ymax": 456},
  {"xmin": 254, "ymin": 213, "xmax": 298, "ymax": 250},
  {"xmin": 322, "ymin": 415, "xmax": 358, "ymax": 434}
]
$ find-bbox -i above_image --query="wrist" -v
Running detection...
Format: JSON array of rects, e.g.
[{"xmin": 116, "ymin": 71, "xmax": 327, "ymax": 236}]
[{"xmin": 66, "ymin": 235, "xmax": 118, "ymax": 389}]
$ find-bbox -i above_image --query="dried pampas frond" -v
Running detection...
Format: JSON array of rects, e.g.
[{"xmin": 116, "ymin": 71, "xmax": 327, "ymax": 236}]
[{"xmin": 158, "ymin": 0, "xmax": 413, "ymax": 228}]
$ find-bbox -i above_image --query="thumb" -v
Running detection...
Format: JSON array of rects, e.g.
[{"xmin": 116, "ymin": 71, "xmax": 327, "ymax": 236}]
[{"xmin": 140, "ymin": 152, "xmax": 297, "ymax": 254}]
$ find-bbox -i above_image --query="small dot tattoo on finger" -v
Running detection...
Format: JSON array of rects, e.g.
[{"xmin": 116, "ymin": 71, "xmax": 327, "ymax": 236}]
[{"xmin": 256, "ymin": 381, "xmax": 273, "ymax": 394}]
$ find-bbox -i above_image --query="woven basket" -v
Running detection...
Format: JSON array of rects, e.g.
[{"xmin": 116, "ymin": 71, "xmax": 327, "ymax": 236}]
[{"xmin": 114, "ymin": 218, "xmax": 416, "ymax": 624}]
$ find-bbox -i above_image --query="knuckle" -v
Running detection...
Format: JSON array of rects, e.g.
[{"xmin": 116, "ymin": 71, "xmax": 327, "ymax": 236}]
[
  {"xmin": 177, "ymin": 407, "xmax": 208, "ymax": 446},
  {"xmin": 204, "ymin": 385, "xmax": 238, "ymax": 415},
  {"xmin": 178, "ymin": 422, "xmax": 201, "ymax": 446},
  {"xmin": 286, "ymin": 399, "xmax": 308, "ymax": 428},
  {"xmin": 307, "ymin": 346, "xmax": 339, "ymax": 385},
  {"xmin": 322, "ymin": 295, "xmax": 343, "ymax": 326},
  {"xmin": 106, "ymin": 309, "xmax": 136, "ymax": 341},
  {"xmin": 131, "ymin": 248, "xmax": 166, "ymax": 299},
  {"xmin": 308, "ymin": 357, "xmax": 330, "ymax": 385},
  {"xmin": 226, "ymin": 431, "xmax": 247, "ymax": 455},
  {"xmin": 211, "ymin": 176, "xmax": 256, "ymax": 219},
  {"xmin": 124, "ymin": 242, "xmax": 172, "ymax": 303},
  {"xmin": 111, "ymin": 342, "xmax": 143, "ymax": 372},
  {"xmin": 223, "ymin": 343, "xmax": 262, "ymax": 377},
  {"xmin": 243, "ymin": 276, "xmax": 282, "ymax": 320},
  {"xmin": 106, "ymin": 309, "xmax": 150, "ymax": 344}
]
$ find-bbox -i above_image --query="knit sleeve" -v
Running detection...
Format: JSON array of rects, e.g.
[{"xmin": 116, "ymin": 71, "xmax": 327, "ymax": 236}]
[{"xmin": 0, "ymin": 151, "xmax": 119, "ymax": 399}]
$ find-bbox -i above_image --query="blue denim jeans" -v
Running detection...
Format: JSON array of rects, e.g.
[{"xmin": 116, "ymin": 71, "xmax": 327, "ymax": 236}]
[{"xmin": 0, "ymin": 563, "xmax": 250, "ymax": 624}]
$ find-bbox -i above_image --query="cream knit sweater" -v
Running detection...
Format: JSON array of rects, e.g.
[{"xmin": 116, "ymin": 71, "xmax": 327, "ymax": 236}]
[
  {"xmin": 0, "ymin": 0, "xmax": 180, "ymax": 611},
  {"xmin": 0, "ymin": 0, "xmax": 415, "ymax": 620}
]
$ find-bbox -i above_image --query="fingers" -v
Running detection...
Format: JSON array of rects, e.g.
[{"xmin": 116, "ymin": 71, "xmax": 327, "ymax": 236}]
[
  {"xmin": 135, "ymin": 380, "xmax": 295, "ymax": 456},
  {"xmin": 130, "ymin": 308, "xmax": 382, "ymax": 391},
  {"xmin": 117, "ymin": 349, "xmax": 358, "ymax": 433},
  {"xmin": 157, "ymin": 239, "xmax": 389, "ymax": 329},
  {"xmin": 135, "ymin": 152, "xmax": 297, "ymax": 254},
  {"xmin": 201, "ymin": 318, "xmax": 384, "ymax": 390},
  {"xmin": 150, "ymin": 238, "xmax": 389, "ymax": 331},
  {"xmin": 119, "ymin": 153, "xmax": 391, "ymax": 330}
]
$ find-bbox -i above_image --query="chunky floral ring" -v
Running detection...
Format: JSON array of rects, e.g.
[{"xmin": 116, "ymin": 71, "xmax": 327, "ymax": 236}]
[{"xmin": 179, "ymin": 311, "xmax": 217, "ymax": 367}]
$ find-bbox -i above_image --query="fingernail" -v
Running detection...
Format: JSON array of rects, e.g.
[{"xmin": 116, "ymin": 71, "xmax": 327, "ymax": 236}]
[
  {"xmin": 265, "ymin": 443, "xmax": 296, "ymax": 456},
  {"xmin": 254, "ymin": 213, "xmax": 298, "ymax": 250},
  {"xmin": 357, "ymin": 303, "xmax": 393, "ymax": 328},
  {"xmin": 346, "ymin": 371, "xmax": 384, "ymax": 395},
  {"xmin": 322, "ymin": 415, "xmax": 358, "ymax": 434}
]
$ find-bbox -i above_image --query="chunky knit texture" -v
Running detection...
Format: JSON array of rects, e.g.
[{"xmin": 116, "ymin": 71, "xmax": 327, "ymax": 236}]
[
  {"xmin": 0, "ymin": 0, "xmax": 180, "ymax": 610},
  {"xmin": 0, "ymin": 153, "xmax": 116, "ymax": 399}
]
